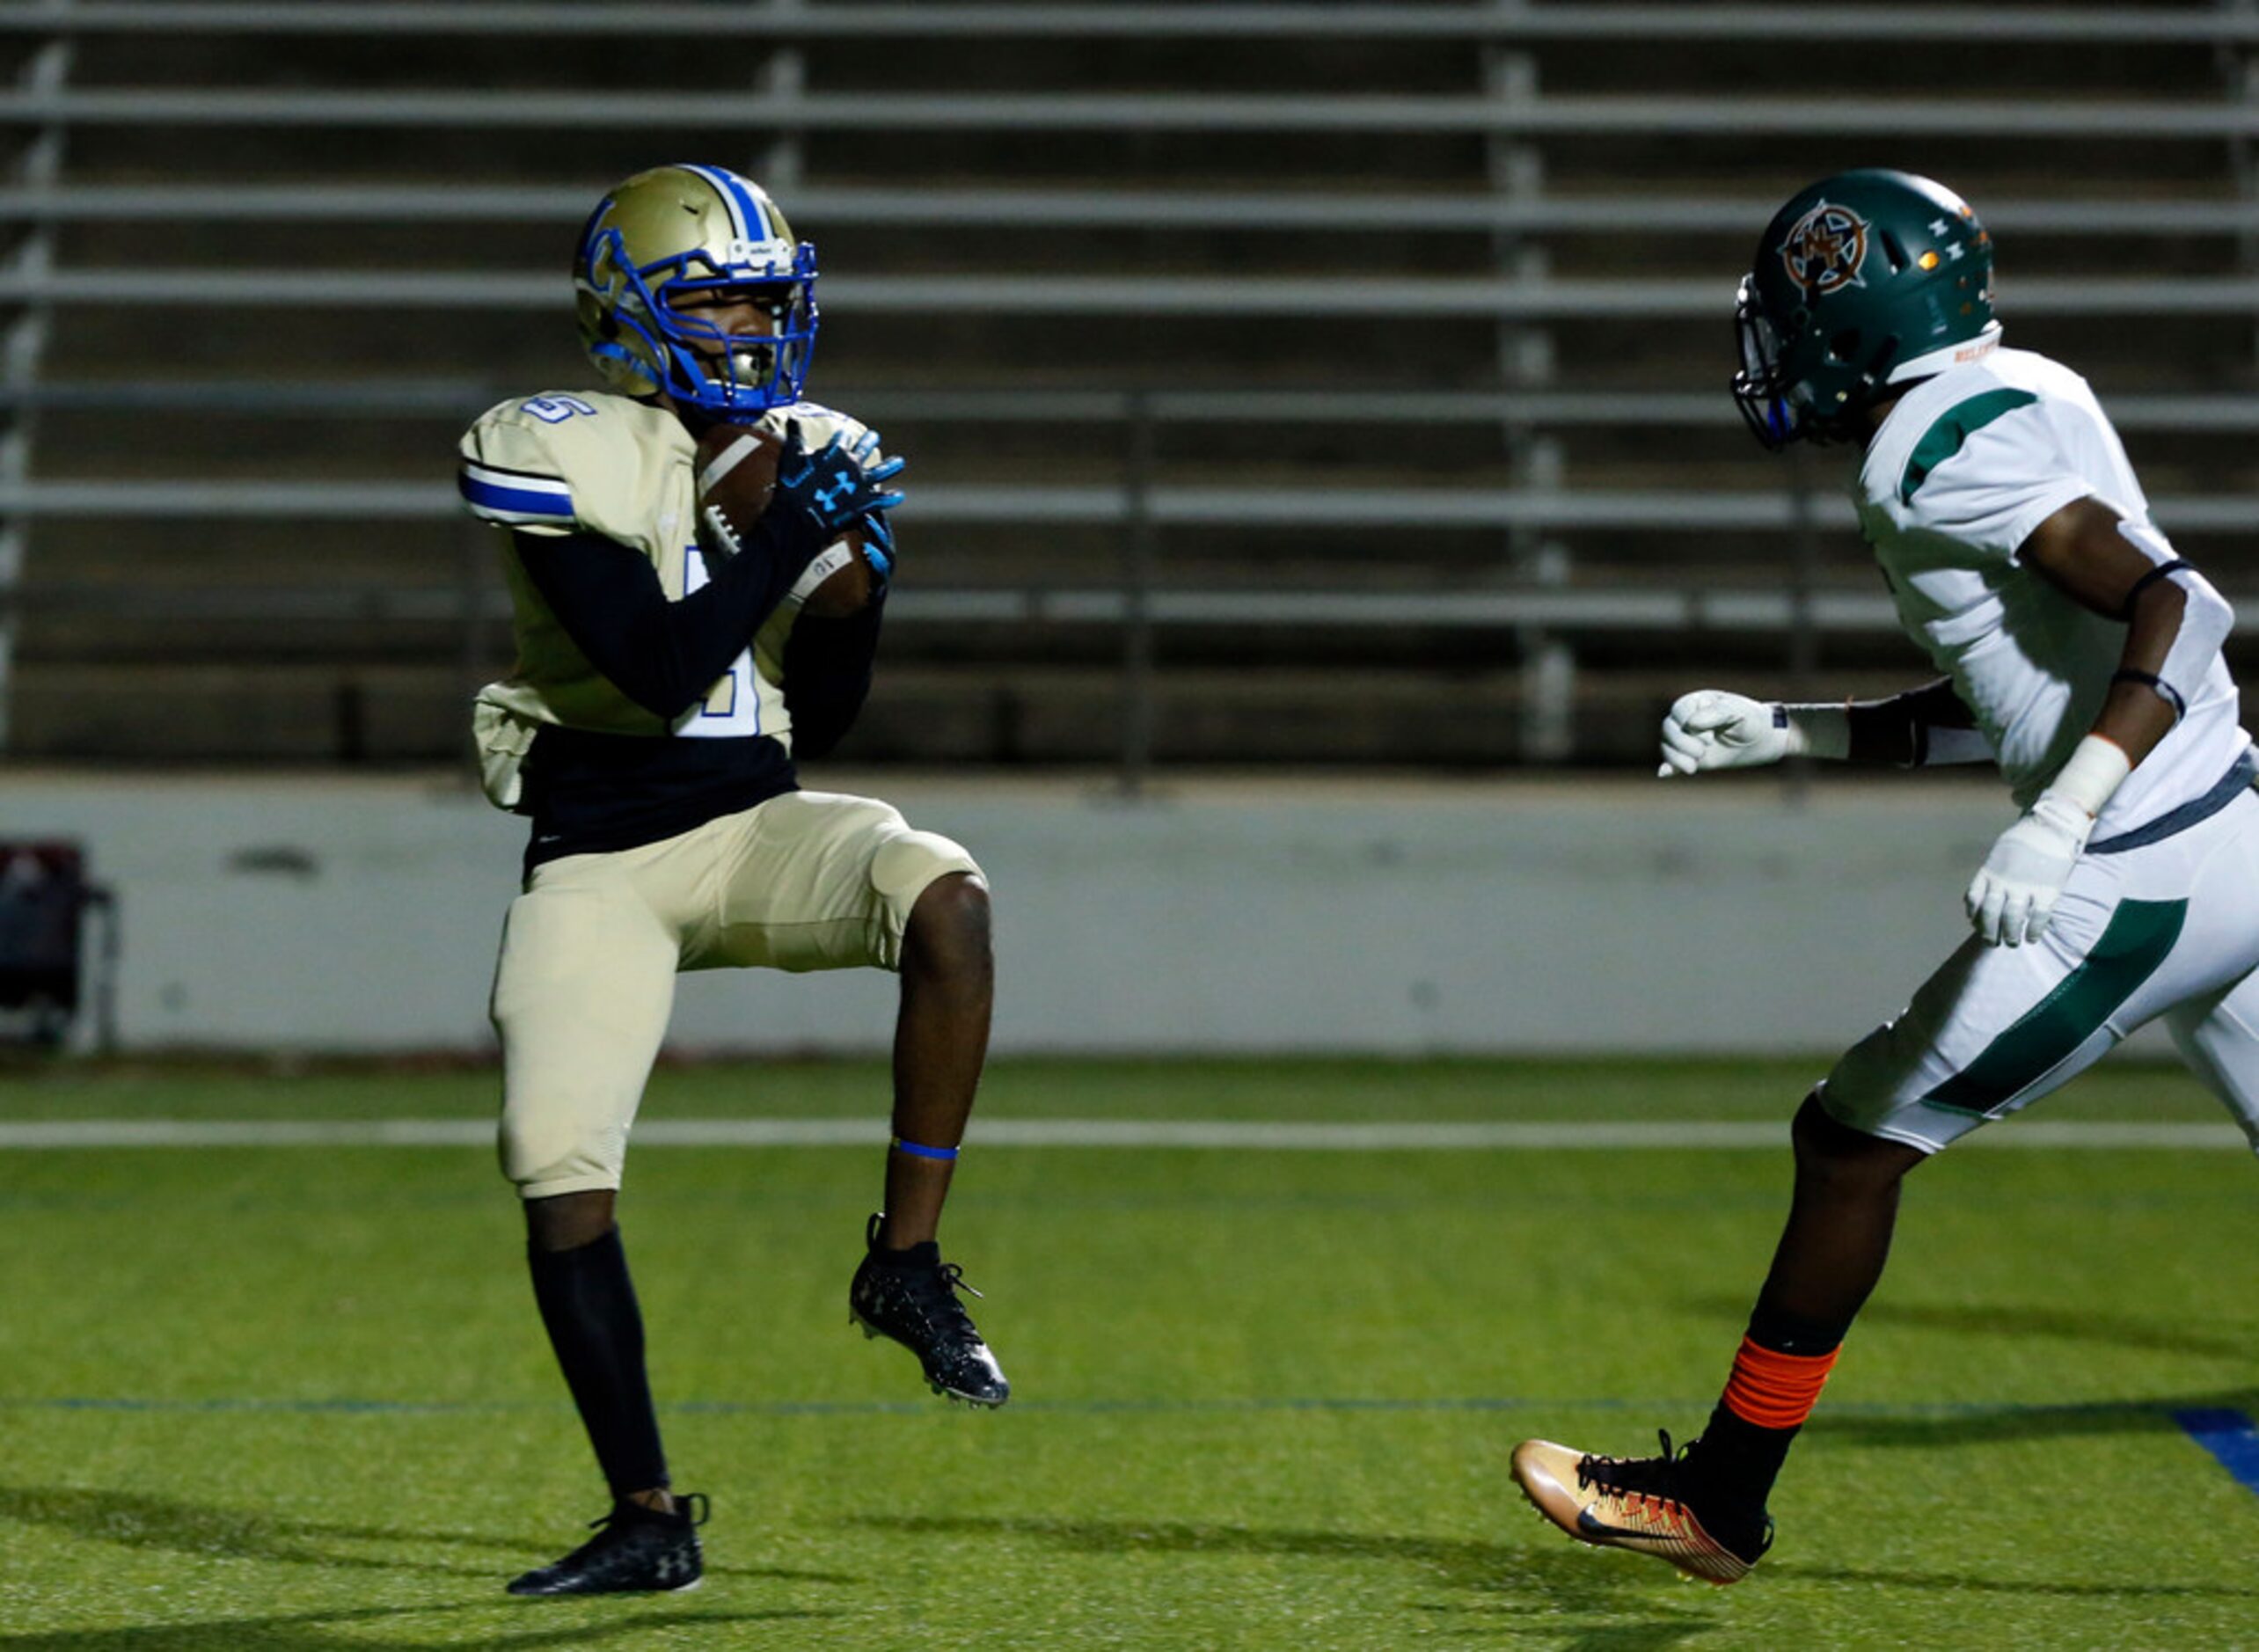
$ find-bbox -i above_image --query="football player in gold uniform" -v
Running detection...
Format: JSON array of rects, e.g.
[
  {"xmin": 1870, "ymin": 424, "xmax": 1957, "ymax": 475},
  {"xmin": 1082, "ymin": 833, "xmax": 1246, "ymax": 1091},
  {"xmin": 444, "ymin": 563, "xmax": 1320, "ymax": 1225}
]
[{"xmin": 458, "ymin": 164, "xmax": 1007, "ymax": 1597}]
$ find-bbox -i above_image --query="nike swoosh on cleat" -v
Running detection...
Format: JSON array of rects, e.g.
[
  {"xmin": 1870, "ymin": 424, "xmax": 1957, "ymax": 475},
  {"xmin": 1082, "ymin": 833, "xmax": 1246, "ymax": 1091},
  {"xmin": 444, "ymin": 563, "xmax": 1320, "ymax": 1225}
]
[{"xmin": 1575, "ymin": 1509, "xmax": 1684, "ymax": 1543}]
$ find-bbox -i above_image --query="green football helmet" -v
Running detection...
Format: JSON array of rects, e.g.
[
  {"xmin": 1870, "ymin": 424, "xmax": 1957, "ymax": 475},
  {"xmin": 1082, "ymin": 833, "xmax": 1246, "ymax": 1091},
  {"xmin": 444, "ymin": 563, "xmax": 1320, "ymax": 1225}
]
[{"xmin": 1732, "ymin": 169, "xmax": 1999, "ymax": 449}]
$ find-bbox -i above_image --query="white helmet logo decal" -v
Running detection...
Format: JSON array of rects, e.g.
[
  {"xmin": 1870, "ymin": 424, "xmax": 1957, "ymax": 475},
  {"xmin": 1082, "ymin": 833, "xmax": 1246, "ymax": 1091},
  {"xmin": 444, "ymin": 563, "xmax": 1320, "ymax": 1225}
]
[
  {"xmin": 1780, "ymin": 201, "xmax": 1869, "ymax": 296},
  {"xmin": 722, "ymin": 236, "xmax": 789, "ymax": 269}
]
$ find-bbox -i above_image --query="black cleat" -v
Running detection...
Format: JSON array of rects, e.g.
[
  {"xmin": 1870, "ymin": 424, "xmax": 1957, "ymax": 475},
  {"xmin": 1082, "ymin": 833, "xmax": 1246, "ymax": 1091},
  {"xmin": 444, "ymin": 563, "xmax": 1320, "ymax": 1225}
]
[
  {"xmin": 506, "ymin": 1493, "xmax": 709, "ymax": 1597},
  {"xmin": 848, "ymin": 1212, "xmax": 1011, "ymax": 1407}
]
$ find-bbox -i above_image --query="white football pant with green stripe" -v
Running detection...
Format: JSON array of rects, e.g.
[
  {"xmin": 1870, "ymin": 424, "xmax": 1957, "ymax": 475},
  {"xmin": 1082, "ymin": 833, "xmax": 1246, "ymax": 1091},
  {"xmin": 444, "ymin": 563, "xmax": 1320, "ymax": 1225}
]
[{"xmin": 1822, "ymin": 787, "xmax": 2259, "ymax": 1154}]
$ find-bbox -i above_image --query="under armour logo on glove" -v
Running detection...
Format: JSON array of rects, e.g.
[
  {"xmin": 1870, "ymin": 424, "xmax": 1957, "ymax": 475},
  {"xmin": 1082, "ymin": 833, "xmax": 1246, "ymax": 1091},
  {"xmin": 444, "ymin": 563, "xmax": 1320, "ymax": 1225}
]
[{"xmin": 772, "ymin": 420, "xmax": 907, "ymax": 542}]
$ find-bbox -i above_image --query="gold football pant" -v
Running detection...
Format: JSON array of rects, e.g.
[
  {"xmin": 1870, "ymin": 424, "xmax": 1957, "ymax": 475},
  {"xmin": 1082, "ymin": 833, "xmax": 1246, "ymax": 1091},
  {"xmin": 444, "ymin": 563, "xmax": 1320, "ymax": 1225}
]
[{"xmin": 490, "ymin": 790, "xmax": 982, "ymax": 1198}]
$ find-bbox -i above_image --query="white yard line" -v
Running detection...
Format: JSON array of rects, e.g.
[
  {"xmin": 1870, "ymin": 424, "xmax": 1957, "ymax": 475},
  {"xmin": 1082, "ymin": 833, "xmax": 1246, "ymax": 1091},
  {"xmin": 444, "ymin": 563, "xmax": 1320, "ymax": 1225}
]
[{"xmin": 0, "ymin": 1118, "xmax": 2247, "ymax": 1150}]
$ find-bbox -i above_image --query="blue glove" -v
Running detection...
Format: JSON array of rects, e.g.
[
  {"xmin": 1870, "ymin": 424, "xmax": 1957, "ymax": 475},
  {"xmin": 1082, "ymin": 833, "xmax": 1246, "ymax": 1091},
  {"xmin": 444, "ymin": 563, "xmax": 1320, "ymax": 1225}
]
[
  {"xmin": 843, "ymin": 425, "xmax": 896, "ymax": 585},
  {"xmin": 859, "ymin": 509, "xmax": 897, "ymax": 587},
  {"xmin": 772, "ymin": 418, "xmax": 907, "ymax": 545}
]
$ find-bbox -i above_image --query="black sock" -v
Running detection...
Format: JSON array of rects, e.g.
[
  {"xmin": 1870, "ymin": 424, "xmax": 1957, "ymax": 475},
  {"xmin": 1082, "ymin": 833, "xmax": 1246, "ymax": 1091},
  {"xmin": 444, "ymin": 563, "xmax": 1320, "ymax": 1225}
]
[
  {"xmin": 1692, "ymin": 1305, "xmax": 1850, "ymax": 1512},
  {"xmin": 526, "ymin": 1226, "xmax": 669, "ymax": 1500},
  {"xmin": 874, "ymin": 1239, "xmax": 940, "ymax": 1268},
  {"xmin": 1692, "ymin": 1407, "xmax": 1796, "ymax": 1511},
  {"xmin": 1744, "ymin": 1303, "xmax": 1851, "ymax": 1359}
]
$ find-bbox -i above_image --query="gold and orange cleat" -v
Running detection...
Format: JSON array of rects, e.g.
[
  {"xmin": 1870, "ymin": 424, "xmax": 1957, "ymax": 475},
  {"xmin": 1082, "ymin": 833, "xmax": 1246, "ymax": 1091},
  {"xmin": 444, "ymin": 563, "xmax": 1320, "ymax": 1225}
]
[{"xmin": 1510, "ymin": 1432, "xmax": 1771, "ymax": 1586}]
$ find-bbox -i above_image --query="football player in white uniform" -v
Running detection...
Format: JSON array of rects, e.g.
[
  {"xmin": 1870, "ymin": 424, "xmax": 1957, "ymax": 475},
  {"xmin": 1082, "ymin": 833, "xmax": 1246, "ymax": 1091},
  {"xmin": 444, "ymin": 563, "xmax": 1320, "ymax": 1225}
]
[
  {"xmin": 1512, "ymin": 170, "xmax": 2259, "ymax": 1583},
  {"xmin": 457, "ymin": 164, "xmax": 1009, "ymax": 1597}
]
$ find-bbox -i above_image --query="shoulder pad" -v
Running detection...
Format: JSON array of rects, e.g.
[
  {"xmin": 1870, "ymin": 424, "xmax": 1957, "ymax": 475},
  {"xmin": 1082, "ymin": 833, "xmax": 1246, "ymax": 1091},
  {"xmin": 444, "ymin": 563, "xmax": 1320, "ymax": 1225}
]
[
  {"xmin": 1878, "ymin": 388, "xmax": 2088, "ymax": 561},
  {"xmin": 1896, "ymin": 386, "xmax": 2042, "ymax": 507},
  {"xmin": 457, "ymin": 391, "xmax": 684, "ymax": 537}
]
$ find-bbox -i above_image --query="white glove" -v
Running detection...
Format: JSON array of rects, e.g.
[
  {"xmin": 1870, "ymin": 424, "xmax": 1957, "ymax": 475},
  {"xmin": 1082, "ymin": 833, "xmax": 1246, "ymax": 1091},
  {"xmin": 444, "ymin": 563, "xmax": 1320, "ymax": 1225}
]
[
  {"xmin": 1963, "ymin": 793, "xmax": 2093, "ymax": 947},
  {"xmin": 1657, "ymin": 691, "xmax": 1788, "ymax": 778}
]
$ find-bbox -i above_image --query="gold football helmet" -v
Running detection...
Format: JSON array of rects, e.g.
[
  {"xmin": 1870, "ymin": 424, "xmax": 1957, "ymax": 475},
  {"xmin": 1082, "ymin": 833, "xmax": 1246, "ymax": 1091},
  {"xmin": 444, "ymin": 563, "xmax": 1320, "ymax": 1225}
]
[{"xmin": 574, "ymin": 163, "xmax": 819, "ymax": 416}]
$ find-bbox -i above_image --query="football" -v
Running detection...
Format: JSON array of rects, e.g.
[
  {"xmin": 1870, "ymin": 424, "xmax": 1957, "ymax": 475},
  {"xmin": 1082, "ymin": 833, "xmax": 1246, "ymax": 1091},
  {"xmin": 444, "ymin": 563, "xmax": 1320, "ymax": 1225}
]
[
  {"xmin": 691, "ymin": 422, "xmax": 780, "ymax": 564},
  {"xmin": 785, "ymin": 528, "xmax": 879, "ymax": 619},
  {"xmin": 691, "ymin": 421, "xmax": 875, "ymax": 618}
]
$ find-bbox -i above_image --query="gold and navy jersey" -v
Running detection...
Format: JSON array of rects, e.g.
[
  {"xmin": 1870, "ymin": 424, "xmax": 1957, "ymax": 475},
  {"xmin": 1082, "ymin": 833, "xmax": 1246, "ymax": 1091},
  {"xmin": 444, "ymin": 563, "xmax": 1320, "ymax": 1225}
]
[
  {"xmin": 460, "ymin": 390, "xmax": 793, "ymax": 798},
  {"xmin": 457, "ymin": 390, "xmax": 888, "ymax": 867}
]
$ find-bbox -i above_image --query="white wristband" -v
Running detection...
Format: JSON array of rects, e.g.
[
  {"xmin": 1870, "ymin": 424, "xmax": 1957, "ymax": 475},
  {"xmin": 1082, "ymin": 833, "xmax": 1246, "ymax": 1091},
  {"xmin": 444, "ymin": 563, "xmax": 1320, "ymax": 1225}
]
[
  {"xmin": 1775, "ymin": 702, "xmax": 1852, "ymax": 761},
  {"xmin": 2044, "ymin": 733, "xmax": 2133, "ymax": 819}
]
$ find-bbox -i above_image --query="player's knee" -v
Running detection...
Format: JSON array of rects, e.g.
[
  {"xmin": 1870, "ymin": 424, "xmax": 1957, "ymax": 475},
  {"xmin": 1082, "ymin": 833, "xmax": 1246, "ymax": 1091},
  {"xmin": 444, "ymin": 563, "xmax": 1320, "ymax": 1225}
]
[
  {"xmin": 872, "ymin": 830, "xmax": 985, "ymax": 960},
  {"xmin": 904, "ymin": 870, "xmax": 991, "ymax": 974},
  {"xmin": 1791, "ymin": 1091, "xmax": 1921, "ymax": 1193},
  {"xmin": 498, "ymin": 1107, "xmax": 625, "ymax": 1199},
  {"xmin": 524, "ymin": 1188, "xmax": 616, "ymax": 1253}
]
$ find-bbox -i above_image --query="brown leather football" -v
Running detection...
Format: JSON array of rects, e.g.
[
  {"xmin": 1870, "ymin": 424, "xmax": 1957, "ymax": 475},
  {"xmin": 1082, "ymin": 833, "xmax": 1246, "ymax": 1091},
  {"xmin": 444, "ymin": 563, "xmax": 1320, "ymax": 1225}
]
[
  {"xmin": 692, "ymin": 422, "xmax": 874, "ymax": 617},
  {"xmin": 791, "ymin": 529, "xmax": 877, "ymax": 619},
  {"xmin": 691, "ymin": 423, "xmax": 781, "ymax": 566}
]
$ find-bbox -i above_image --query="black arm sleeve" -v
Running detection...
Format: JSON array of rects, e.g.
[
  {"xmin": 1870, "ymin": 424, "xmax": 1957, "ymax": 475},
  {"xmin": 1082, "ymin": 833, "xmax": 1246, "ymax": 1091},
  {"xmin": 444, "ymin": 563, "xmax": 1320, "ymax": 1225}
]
[
  {"xmin": 515, "ymin": 521, "xmax": 817, "ymax": 720},
  {"xmin": 781, "ymin": 595, "xmax": 886, "ymax": 759},
  {"xmin": 1844, "ymin": 677, "xmax": 1978, "ymax": 765}
]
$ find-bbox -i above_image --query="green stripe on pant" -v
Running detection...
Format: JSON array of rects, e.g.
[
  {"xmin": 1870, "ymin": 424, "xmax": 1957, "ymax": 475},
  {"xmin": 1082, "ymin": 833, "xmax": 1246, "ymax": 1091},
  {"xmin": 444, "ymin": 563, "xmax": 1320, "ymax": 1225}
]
[{"xmin": 1923, "ymin": 899, "xmax": 2187, "ymax": 1116}]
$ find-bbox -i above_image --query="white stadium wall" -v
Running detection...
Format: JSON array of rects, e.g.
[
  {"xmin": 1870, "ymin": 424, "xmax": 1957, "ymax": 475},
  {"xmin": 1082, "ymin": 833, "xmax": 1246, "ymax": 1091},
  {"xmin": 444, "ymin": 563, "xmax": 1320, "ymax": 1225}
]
[{"xmin": 9, "ymin": 770, "xmax": 2031, "ymax": 1058}]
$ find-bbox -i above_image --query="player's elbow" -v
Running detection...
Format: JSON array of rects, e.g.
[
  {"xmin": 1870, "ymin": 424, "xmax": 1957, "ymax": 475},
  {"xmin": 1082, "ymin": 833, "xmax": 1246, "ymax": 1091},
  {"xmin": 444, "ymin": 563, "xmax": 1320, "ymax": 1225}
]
[
  {"xmin": 789, "ymin": 713, "xmax": 853, "ymax": 760},
  {"xmin": 786, "ymin": 679, "xmax": 872, "ymax": 757},
  {"xmin": 2145, "ymin": 569, "xmax": 2234, "ymax": 667},
  {"xmin": 2125, "ymin": 567, "xmax": 2232, "ymax": 725},
  {"xmin": 2176, "ymin": 568, "xmax": 2234, "ymax": 647}
]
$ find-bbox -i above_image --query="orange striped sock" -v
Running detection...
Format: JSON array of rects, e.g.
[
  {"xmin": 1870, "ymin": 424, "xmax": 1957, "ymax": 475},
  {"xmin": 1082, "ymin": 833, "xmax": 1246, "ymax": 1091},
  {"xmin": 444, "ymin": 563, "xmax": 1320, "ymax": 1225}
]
[{"xmin": 1721, "ymin": 1334, "xmax": 1840, "ymax": 1432}]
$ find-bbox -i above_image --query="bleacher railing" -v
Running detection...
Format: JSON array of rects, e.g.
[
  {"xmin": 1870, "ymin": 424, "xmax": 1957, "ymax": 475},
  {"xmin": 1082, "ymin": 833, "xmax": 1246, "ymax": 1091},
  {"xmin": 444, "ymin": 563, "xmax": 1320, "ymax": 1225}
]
[{"xmin": 6, "ymin": 0, "xmax": 2259, "ymax": 771}]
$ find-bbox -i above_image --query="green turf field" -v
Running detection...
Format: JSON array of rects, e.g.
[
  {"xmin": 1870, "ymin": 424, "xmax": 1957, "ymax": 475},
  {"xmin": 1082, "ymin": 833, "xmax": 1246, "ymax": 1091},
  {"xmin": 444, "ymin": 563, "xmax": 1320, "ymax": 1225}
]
[{"xmin": 1, "ymin": 1056, "xmax": 2255, "ymax": 1649}]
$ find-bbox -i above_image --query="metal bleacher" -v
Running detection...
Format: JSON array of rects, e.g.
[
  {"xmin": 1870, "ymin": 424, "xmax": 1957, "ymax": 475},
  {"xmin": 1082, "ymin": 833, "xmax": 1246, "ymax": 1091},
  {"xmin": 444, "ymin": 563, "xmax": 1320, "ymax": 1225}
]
[{"xmin": 4, "ymin": 2, "xmax": 2259, "ymax": 777}]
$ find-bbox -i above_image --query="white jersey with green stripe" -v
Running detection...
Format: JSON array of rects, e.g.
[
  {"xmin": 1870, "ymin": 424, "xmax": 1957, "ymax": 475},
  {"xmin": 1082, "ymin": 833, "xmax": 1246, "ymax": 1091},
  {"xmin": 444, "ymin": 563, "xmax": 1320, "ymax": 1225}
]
[{"xmin": 1853, "ymin": 346, "xmax": 2248, "ymax": 834}]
